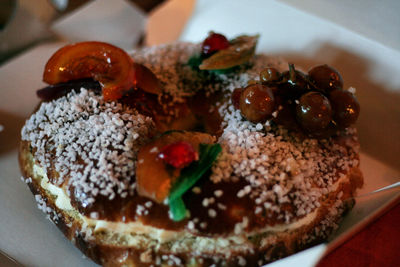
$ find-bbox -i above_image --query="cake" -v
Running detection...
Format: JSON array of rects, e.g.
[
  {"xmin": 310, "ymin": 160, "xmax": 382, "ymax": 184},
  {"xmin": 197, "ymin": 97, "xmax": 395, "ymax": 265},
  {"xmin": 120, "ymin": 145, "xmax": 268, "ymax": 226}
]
[{"xmin": 19, "ymin": 33, "xmax": 363, "ymax": 266}]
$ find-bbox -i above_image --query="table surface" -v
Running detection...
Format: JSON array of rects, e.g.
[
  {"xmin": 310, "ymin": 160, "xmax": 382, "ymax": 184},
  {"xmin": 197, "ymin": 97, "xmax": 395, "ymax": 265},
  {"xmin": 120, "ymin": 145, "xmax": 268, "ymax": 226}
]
[{"xmin": 317, "ymin": 202, "xmax": 400, "ymax": 267}]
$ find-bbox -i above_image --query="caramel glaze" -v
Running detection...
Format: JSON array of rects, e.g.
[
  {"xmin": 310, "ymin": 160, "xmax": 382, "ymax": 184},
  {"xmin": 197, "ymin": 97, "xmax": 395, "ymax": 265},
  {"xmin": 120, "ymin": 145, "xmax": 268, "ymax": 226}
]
[
  {"xmin": 39, "ymin": 87, "xmax": 358, "ymax": 237},
  {"xmin": 68, "ymin": 172, "xmax": 291, "ymax": 235},
  {"xmin": 119, "ymin": 88, "xmax": 226, "ymax": 136},
  {"xmin": 67, "ymin": 153, "xmax": 357, "ymax": 237}
]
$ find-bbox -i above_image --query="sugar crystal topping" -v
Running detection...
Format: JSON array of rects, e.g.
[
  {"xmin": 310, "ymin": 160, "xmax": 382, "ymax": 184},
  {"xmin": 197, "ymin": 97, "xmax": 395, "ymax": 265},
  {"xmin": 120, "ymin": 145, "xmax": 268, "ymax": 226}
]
[
  {"xmin": 130, "ymin": 43, "xmax": 202, "ymax": 103},
  {"xmin": 212, "ymin": 106, "xmax": 359, "ymax": 220},
  {"xmin": 22, "ymin": 89, "xmax": 154, "ymax": 206}
]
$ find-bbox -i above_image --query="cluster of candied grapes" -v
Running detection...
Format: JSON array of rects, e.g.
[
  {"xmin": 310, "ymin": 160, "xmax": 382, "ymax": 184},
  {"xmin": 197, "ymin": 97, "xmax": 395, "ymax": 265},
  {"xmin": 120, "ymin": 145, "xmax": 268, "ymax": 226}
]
[{"xmin": 232, "ymin": 64, "xmax": 360, "ymax": 138}]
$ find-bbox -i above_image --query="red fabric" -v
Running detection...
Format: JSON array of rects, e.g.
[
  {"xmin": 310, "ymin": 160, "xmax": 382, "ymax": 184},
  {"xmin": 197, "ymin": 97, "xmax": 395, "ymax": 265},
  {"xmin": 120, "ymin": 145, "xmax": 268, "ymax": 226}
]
[{"xmin": 316, "ymin": 203, "xmax": 400, "ymax": 267}]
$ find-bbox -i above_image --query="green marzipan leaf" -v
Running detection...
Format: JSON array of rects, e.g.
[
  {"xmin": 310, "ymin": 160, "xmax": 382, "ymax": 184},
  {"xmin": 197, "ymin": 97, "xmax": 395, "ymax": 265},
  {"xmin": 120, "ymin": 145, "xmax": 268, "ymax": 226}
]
[
  {"xmin": 168, "ymin": 143, "xmax": 222, "ymax": 221},
  {"xmin": 169, "ymin": 143, "xmax": 222, "ymax": 201},
  {"xmin": 209, "ymin": 65, "xmax": 240, "ymax": 75},
  {"xmin": 187, "ymin": 54, "xmax": 203, "ymax": 70},
  {"xmin": 169, "ymin": 197, "xmax": 186, "ymax": 222},
  {"xmin": 187, "ymin": 54, "xmax": 239, "ymax": 74}
]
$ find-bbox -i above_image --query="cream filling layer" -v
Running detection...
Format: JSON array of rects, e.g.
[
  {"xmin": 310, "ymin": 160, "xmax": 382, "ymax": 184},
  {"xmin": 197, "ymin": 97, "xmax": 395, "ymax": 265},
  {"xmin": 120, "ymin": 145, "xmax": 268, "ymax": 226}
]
[{"xmin": 32, "ymin": 163, "xmax": 346, "ymax": 244}]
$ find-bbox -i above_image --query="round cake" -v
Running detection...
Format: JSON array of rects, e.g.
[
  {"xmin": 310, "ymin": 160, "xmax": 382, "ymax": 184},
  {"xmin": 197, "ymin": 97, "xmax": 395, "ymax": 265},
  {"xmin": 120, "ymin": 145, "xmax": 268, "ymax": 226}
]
[{"xmin": 19, "ymin": 34, "xmax": 363, "ymax": 267}]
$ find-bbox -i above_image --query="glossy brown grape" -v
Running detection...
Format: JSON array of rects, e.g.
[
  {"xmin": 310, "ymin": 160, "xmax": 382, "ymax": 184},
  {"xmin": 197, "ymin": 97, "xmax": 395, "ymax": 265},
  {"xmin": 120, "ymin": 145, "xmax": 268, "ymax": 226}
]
[
  {"xmin": 260, "ymin": 67, "xmax": 281, "ymax": 84},
  {"xmin": 278, "ymin": 65, "xmax": 309, "ymax": 99},
  {"xmin": 273, "ymin": 104, "xmax": 301, "ymax": 132},
  {"xmin": 329, "ymin": 89, "xmax": 360, "ymax": 128},
  {"xmin": 296, "ymin": 91, "xmax": 332, "ymax": 132},
  {"xmin": 308, "ymin": 64, "xmax": 343, "ymax": 93},
  {"xmin": 231, "ymin": 88, "xmax": 243, "ymax": 110},
  {"xmin": 239, "ymin": 84, "xmax": 275, "ymax": 123},
  {"xmin": 309, "ymin": 121, "xmax": 337, "ymax": 139}
]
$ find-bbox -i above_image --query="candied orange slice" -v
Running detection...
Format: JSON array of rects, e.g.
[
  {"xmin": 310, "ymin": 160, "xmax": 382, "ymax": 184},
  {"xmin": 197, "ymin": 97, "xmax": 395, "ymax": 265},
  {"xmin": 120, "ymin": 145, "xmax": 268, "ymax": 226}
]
[
  {"xmin": 136, "ymin": 131, "xmax": 214, "ymax": 203},
  {"xmin": 43, "ymin": 41, "xmax": 136, "ymax": 101},
  {"xmin": 134, "ymin": 63, "xmax": 162, "ymax": 95}
]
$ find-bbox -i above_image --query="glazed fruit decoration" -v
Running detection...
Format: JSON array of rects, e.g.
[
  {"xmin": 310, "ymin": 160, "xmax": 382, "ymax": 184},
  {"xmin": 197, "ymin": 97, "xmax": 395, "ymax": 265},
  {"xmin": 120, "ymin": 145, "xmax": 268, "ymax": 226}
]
[
  {"xmin": 201, "ymin": 32, "xmax": 230, "ymax": 58},
  {"xmin": 296, "ymin": 91, "xmax": 332, "ymax": 132},
  {"xmin": 135, "ymin": 131, "xmax": 221, "ymax": 221},
  {"xmin": 329, "ymin": 89, "xmax": 360, "ymax": 128},
  {"xmin": 189, "ymin": 32, "xmax": 259, "ymax": 71},
  {"xmin": 38, "ymin": 41, "xmax": 161, "ymax": 101},
  {"xmin": 308, "ymin": 64, "xmax": 343, "ymax": 93},
  {"xmin": 158, "ymin": 141, "xmax": 199, "ymax": 169},
  {"xmin": 239, "ymin": 84, "xmax": 275, "ymax": 123},
  {"xmin": 232, "ymin": 63, "xmax": 360, "ymax": 138}
]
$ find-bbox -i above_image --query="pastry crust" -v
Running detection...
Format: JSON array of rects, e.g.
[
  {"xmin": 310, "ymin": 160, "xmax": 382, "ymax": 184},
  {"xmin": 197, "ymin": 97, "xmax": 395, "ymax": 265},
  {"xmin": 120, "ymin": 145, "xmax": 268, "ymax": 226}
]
[{"xmin": 19, "ymin": 42, "xmax": 363, "ymax": 266}]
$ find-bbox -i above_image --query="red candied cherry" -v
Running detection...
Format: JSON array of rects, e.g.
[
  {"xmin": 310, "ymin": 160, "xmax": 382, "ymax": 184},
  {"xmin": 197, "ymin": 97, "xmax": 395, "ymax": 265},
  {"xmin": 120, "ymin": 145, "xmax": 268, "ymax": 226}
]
[
  {"xmin": 158, "ymin": 141, "xmax": 199, "ymax": 169},
  {"xmin": 308, "ymin": 64, "xmax": 343, "ymax": 93},
  {"xmin": 231, "ymin": 88, "xmax": 243, "ymax": 110},
  {"xmin": 329, "ymin": 89, "xmax": 360, "ymax": 128},
  {"xmin": 239, "ymin": 84, "xmax": 276, "ymax": 123},
  {"xmin": 201, "ymin": 32, "xmax": 230, "ymax": 58},
  {"xmin": 296, "ymin": 91, "xmax": 332, "ymax": 132}
]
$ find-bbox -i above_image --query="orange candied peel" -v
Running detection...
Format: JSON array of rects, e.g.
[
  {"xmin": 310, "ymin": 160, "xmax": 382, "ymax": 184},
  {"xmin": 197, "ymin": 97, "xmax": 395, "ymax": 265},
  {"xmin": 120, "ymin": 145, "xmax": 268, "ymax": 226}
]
[
  {"xmin": 135, "ymin": 132, "xmax": 214, "ymax": 203},
  {"xmin": 43, "ymin": 41, "xmax": 137, "ymax": 101}
]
